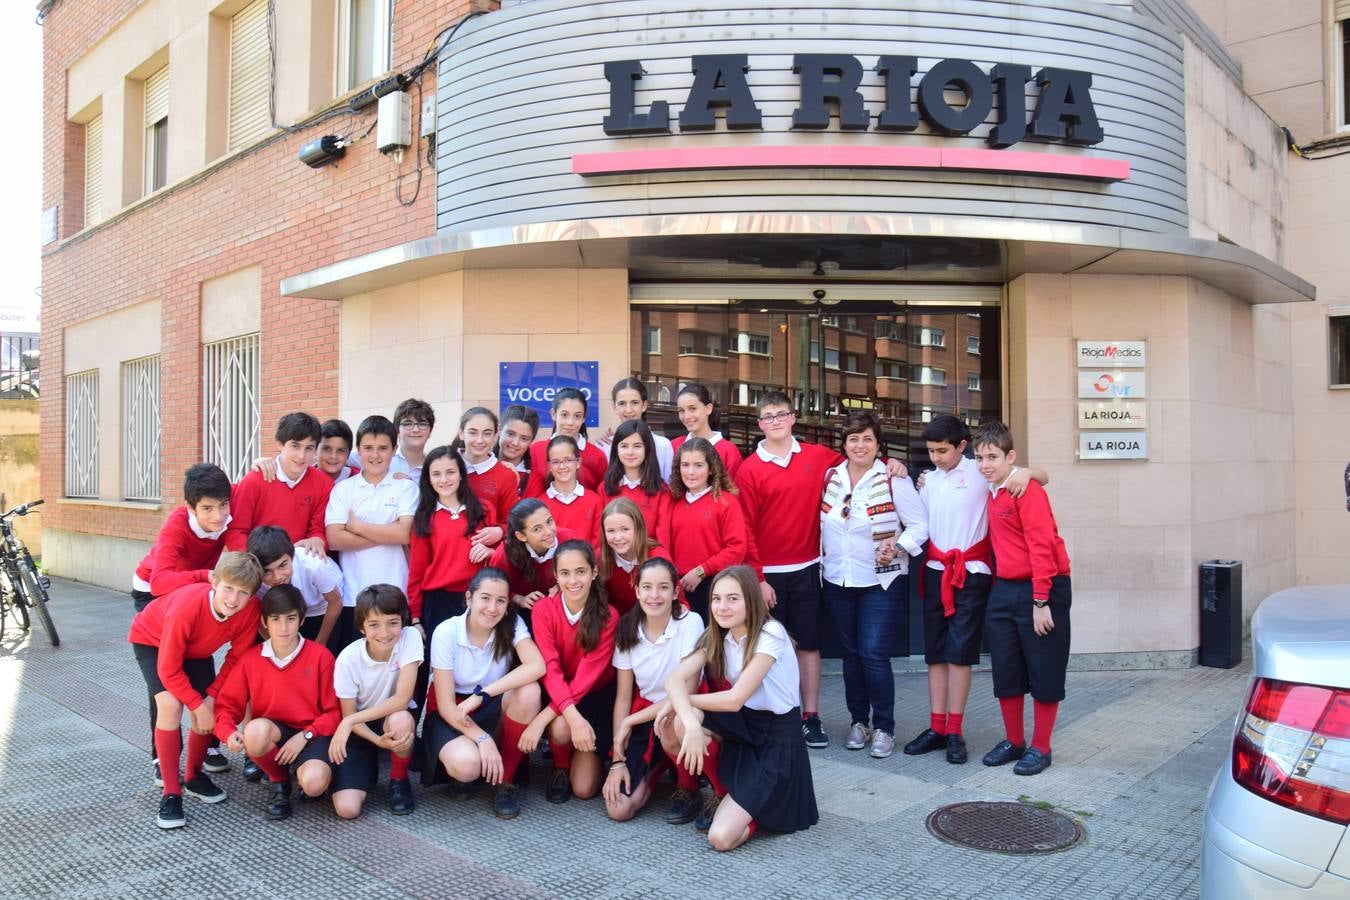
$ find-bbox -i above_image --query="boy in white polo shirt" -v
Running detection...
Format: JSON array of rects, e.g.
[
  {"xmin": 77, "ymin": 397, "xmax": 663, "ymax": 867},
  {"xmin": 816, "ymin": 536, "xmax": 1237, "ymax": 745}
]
[
  {"xmin": 247, "ymin": 525, "xmax": 345, "ymax": 650},
  {"xmin": 326, "ymin": 416, "xmax": 419, "ymax": 647},
  {"xmin": 330, "ymin": 584, "xmax": 423, "ymax": 817}
]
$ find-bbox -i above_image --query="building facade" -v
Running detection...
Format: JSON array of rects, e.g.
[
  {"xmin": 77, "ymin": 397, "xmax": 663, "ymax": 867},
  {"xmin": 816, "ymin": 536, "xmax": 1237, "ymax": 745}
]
[{"xmin": 40, "ymin": 0, "xmax": 1350, "ymax": 663}]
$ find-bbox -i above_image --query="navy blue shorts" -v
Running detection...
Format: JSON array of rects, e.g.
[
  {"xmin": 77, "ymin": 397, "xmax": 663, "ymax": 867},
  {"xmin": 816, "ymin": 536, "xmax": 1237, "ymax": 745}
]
[
  {"xmin": 766, "ymin": 564, "xmax": 824, "ymax": 652},
  {"xmin": 921, "ymin": 567, "xmax": 991, "ymax": 666},
  {"xmin": 986, "ymin": 576, "xmax": 1072, "ymax": 703}
]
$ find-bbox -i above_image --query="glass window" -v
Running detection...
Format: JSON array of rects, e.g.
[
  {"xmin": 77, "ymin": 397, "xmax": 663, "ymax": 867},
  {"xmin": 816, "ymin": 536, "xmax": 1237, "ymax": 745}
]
[
  {"xmin": 825, "ymin": 348, "xmax": 840, "ymax": 369},
  {"xmin": 967, "ymin": 335, "xmax": 981, "ymax": 355},
  {"xmin": 644, "ymin": 326, "xmax": 661, "ymax": 354},
  {"xmin": 1343, "ymin": 21, "xmax": 1350, "ymax": 127},
  {"xmin": 733, "ymin": 332, "xmax": 770, "ymax": 355},
  {"xmin": 915, "ymin": 327, "xmax": 945, "ymax": 348},
  {"xmin": 844, "ymin": 353, "xmax": 861, "ymax": 373},
  {"xmin": 810, "ymin": 340, "xmax": 820, "ymax": 362},
  {"xmin": 844, "ymin": 316, "xmax": 858, "ymax": 332},
  {"xmin": 143, "ymin": 66, "xmax": 169, "ymax": 195},
  {"xmin": 875, "ymin": 320, "xmax": 905, "ymax": 341},
  {"xmin": 340, "ymin": 0, "xmax": 392, "ymax": 92},
  {"xmin": 917, "ymin": 366, "xmax": 946, "ymax": 386},
  {"xmin": 1331, "ymin": 315, "xmax": 1350, "ymax": 387},
  {"xmin": 967, "ymin": 372, "xmax": 981, "ymax": 391}
]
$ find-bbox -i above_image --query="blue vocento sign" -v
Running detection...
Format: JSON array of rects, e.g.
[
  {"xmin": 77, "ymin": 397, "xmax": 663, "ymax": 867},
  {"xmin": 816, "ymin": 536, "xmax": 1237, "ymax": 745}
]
[{"xmin": 499, "ymin": 361, "xmax": 600, "ymax": 428}]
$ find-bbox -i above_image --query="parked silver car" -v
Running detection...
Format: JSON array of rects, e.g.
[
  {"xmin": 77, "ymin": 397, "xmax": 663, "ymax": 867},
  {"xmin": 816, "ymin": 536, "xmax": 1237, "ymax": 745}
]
[{"xmin": 1201, "ymin": 585, "xmax": 1350, "ymax": 897}]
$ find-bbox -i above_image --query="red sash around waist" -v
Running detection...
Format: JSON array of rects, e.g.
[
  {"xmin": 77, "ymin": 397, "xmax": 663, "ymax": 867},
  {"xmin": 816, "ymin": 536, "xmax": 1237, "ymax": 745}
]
[{"xmin": 921, "ymin": 536, "xmax": 992, "ymax": 618}]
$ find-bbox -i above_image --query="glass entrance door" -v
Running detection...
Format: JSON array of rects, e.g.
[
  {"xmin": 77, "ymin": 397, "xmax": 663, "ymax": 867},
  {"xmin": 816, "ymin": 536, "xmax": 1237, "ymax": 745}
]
[{"xmin": 630, "ymin": 296, "xmax": 1003, "ymax": 658}]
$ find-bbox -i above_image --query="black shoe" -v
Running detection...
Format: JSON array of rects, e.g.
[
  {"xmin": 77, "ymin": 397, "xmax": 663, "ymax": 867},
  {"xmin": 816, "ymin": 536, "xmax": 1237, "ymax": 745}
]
[
  {"xmin": 201, "ymin": 747, "xmax": 230, "ymax": 774},
  {"xmin": 152, "ymin": 759, "xmax": 163, "ymax": 788},
  {"xmin": 902, "ymin": 728, "xmax": 946, "ymax": 756},
  {"xmin": 450, "ymin": 779, "xmax": 480, "ymax": 801},
  {"xmin": 694, "ymin": 793, "xmax": 721, "ymax": 832},
  {"xmin": 182, "ymin": 773, "xmax": 227, "ymax": 804},
  {"xmin": 388, "ymin": 778, "xmax": 414, "ymax": 815},
  {"xmin": 493, "ymin": 783, "xmax": 521, "ymax": 819},
  {"xmin": 514, "ymin": 760, "xmax": 531, "ymax": 788},
  {"xmin": 242, "ymin": 759, "xmax": 262, "ymax": 783},
  {"xmin": 982, "ymin": 740, "xmax": 1027, "ymax": 767},
  {"xmin": 801, "ymin": 714, "xmax": 829, "ymax": 749},
  {"xmin": 545, "ymin": 767, "xmax": 571, "ymax": 804},
  {"xmin": 1014, "ymin": 748, "xmax": 1052, "ymax": 776},
  {"xmin": 665, "ymin": 787, "xmax": 700, "ymax": 825},
  {"xmin": 156, "ymin": 793, "xmax": 185, "ymax": 830},
  {"xmin": 265, "ymin": 779, "xmax": 293, "ymax": 820},
  {"xmin": 945, "ymin": 733, "xmax": 968, "ymax": 765}
]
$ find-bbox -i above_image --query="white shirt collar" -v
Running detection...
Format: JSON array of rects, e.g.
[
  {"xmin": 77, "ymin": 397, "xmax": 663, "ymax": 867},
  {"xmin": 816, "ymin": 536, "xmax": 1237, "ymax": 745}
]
[
  {"xmin": 562, "ymin": 596, "xmax": 585, "ymax": 626},
  {"xmin": 459, "ymin": 450, "xmax": 498, "ymax": 476},
  {"xmin": 436, "ymin": 501, "xmax": 466, "ymax": 518},
  {"xmin": 755, "ymin": 437, "xmax": 801, "ymax": 467},
  {"xmin": 206, "ymin": 590, "xmax": 227, "ymax": 623},
  {"xmin": 685, "ymin": 486, "xmax": 711, "ymax": 504},
  {"xmin": 274, "ymin": 455, "xmax": 304, "ymax": 489},
  {"xmin": 639, "ymin": 615, "xmax": 679, "ymax": 647},
  {"xmin": 989, "ymin": 466, "xmax": 1019, "ymax": 497},
  {"xmin": 615, "ymin": 554, "xmax": 638, "ymax": 573},
  {"xmin": 358, "ymin": 634, "xmax": 404, "ymax": 669},
  {"xmin": 547, "ymin": 482, "xmax": 585, "ymax": 504},
  {"xmin": 358, "ymin": 469, "xmax": 399, "ymax": 489},
  {"xmin": 620, "ymin": 474, "xmax": 643, "ymax": 490},
  {"xmin": 689, "ymin": 432, "xmax": 723, "ymax": 446},
  {"xmin": 528, "ymin": 538, "xmax": 560, "ymax": 564},
  {"xmin": 262, "ymin": 636, "xmax": 305, "ymax": 669},
  {"xmin": 188, "ymin": 511, "xmax": 232, "ymax": 541}
]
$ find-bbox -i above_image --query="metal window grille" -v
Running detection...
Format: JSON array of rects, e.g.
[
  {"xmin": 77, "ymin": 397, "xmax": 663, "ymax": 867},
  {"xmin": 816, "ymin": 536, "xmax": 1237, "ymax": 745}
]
[
  {"xmin": 122, "ymin": 355, "xmax": 161, "ymax": 501},
  {"xmin": 203, "ymin": 334, "xmax": 261, "ymax": 483},
  {"xmin": 65, "ymin": 370, "xmax": 99, "ymax": 497}
]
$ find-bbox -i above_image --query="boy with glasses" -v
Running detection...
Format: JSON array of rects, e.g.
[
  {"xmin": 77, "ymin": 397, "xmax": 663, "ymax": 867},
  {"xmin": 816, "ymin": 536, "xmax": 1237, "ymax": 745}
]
[{"xmin": 391, "ymin": 398, "xmax": 436, "ymax": 481}]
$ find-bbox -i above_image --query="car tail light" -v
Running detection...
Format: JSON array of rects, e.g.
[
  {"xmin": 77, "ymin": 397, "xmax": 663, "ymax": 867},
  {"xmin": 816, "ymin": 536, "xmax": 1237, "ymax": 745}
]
[{"xmin": 1232, "ymin": 678, "xmax": 1350, "ymax": 825}]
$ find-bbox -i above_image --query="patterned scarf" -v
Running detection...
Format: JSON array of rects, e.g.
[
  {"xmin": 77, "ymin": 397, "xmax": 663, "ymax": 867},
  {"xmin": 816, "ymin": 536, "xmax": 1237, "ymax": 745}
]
[{"xmin": 821, "ymin": 463, "xmax": 908, "ymax": 586}]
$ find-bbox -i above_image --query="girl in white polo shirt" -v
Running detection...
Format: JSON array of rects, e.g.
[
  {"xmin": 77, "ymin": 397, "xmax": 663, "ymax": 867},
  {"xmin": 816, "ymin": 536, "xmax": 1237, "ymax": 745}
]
[
  {"xmin": 329, "ymin": 584, "xmax": 423, "ymax": 818},
  {"xmin": 603, "ymin": 557, "xmax": 704, "ymax": 825},
  {"xmin": 663, "ymin": 565, "xmax": 819, "ymax": 851},
  {"xmin": 427, "ymin": 567, "xmax": 545, "ymax": 819}
]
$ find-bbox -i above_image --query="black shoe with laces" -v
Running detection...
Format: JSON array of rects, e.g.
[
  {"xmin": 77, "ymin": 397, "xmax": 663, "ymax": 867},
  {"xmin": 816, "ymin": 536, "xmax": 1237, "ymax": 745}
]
[
  {"xmin": 494, "ymin": 783, "xmax": 521, "ymax": 819},
  {"xmin": 801, "ymin": 713, "xmax": 829, "ymax": 749},
  {"xmin": 545, "ymin": 767, "xmax": 571, "ymax": 804},
  {"xmin": 265, "ymin": 779, "xmax": 293, "ymax": 820},
  {"xmin": 665, "ymin": 787, "xmax": 701, "ymax": 824},
  {"xmin": 201, "ymin": 747, "xmax": 230, "ymax": 774},
  {"xmin": 157, "ymin": 794, "xmax": 185, "ymax": 830},
  {"xmin": 388, "ymin": 778, "xmax": 415, "ymax": 815},
  {"xmin": 945, "ymin": 733, "xmax": 968, "ymax": 765},
  {"xmin": 242, "ymin": 759, "xmax": 263, "ymax": 783},
  {"xmin": 182, "ymin": 772, "xmax": 227, "ymax": 804},
  {"xmin": 694, "ymin": 793, "xmax": 721, "ymax": 832},
  {"xmin": 982, "ymin": 740, "xmax": 1027, "ymax": 767},
  {"xmin": 902, "ymin": 728, "xmax": 946, "ymax": 756}
]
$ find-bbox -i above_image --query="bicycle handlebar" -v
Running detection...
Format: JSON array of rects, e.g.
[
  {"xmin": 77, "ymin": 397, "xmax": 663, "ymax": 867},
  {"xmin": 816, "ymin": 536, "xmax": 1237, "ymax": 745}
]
[{"xmin": 0, "ymin": 499, "xmax": 44, "ymax": 519}]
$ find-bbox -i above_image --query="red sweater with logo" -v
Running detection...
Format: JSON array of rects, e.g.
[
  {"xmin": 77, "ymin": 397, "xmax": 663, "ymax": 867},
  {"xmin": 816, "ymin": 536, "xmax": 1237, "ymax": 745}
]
[
  {"xmin": 668, "ymin": 490, "xmax": 753, "ymax": 579},
  {"xmin": 525, "ymin": 439, "xmax": 608, "ymax": 497},
  {"xmin": 213, "ymin": 639, "xmax": 341, "ymax": 738},
  {"xmin": 487, "ymin": 527, "xmax": 582, "ymax": 599},
  {"xmin": 467, "ymin": 461, "xmax": 521, "ymax": 529},
  {"xmin": 407, "ymin": 506, "xmax": 496, "ymax": 618},
  {"xmin": 605, "ymin": 482, "xmax": 673, "ymax": 548},
  {"xmin": 986, "ymin": 481, "xmax": 1071, "ymax": 601},
  {"xmin": 531, "ymin": 593, "xmax": 617, "ymax": 714},
  {"xmin": 734, "ymin": 441, "xmax": 841, "ymax": 569},
  {"xmin": 672, "ymin": 434, "xmax": 744, "ymax": 479},
  {"xmin": 134, "ymin": 506, "xmax": 227, "ymax": 597},
  {"xmin": 127, "ymin": 583, "xmax": 260, "ymax": 710},
  {"xmin": 543, "ymin": 489, "xmax": 604, "ymax": 549},
  {"xmin": 224, "ymin": 467, "xmax": 333, "ymax": 552}
]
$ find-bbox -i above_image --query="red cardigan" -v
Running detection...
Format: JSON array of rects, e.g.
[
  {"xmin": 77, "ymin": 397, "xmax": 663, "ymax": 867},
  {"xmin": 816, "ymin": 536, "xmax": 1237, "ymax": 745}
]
[
  {"xmin": 134, "ymin": 506, "xmax": 227, "ymax": 597},
  {"xmin": 407, "ymin": 505, "xmax": 496, "ymax": 618},
  {"xmin": 531, "ymin": 592, "xmax": 617, "ymax": 714},
  {"xmin": 213, "ymin": 639, "xmax": 341, "ymax": 738}
]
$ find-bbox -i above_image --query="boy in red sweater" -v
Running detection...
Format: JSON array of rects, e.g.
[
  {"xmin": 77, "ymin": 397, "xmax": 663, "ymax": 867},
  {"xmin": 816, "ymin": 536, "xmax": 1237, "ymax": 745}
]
[
  {"xmin": 225, "ymin": 412, "xmax": 331, "ymax": 555},
  {"xmin": 215, "ymin": 583, "xmax": 342, "ymax": 820},
  {"xmin": 127, "ymin": 552, "xmax": 263, "ymax": 829},
  {"xmin": 972, "ymin": 422, "xmax": 1072, "ymax": 776}
]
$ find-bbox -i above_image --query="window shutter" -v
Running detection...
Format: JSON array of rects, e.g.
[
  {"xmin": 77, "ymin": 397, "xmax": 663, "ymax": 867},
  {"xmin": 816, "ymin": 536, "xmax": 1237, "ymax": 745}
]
[
  {"xmin": 84, "ymin": 115, "xmax": 103, "ymax": 227},
  {"xmin": 144, "ymin": 66, "xmax": 169, "ymax": 127},
  {"xmin": 1338, "ymin": 0, "xmax": 1350, "ymax": 20},
  {"xmin": 227, "ymin": 0, "xmax": 271, "ymax": 152}
]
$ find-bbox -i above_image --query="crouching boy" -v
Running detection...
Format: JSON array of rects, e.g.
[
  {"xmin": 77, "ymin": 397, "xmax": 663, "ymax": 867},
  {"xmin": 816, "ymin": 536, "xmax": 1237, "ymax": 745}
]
[
  {"xmin": 214, "ymin": 584, "xmax": 341, "ymax": 819},
  {"xmin": 971, "ymin": 422, "xmax": 1072, "ymax": 776}
]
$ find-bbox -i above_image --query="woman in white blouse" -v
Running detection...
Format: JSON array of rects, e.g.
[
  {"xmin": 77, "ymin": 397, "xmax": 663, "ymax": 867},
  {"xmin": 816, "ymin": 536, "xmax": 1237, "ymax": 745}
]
[{"xmin": 819, "ymin": 411, "xmax": 928, "ymax": 759}]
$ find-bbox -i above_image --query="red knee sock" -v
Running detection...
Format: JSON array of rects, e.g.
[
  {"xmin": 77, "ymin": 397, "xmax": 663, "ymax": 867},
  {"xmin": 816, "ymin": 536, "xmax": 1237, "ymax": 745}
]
[
  {"xmin": 930, "ymin": 712, "xmax": 946, "ymax": 735},
  {"xmin": 389, "ymin": 752, "xmax": 411, "ymax": 781},
  {"xmin": 549, "ymin": 733, "xmax": 573, "ymax": 772},
  {"xmin": 184, "ymin": 730, "xmax": 212, "ymax": 781},
  {"xmin": 946, "ymin": 712, "xmax": 964, "ymax": 737},
  {"xmin": 1031, "ymin": 701, "xmax": 1059, "ymax": 754},
  {"xmin": 745, "ymin": 820, "xmax": 759, "ymax": 839},
  {"xmin": 154, "ymin": 728, "xmax": 183, "ymax": 796},
  {"xmin": 703, "ymin": 739, "xmax": 727, "ymax": 798},
  {"xmin": 499, "ymin": 716, "xmax": 528, "ymax": 782},
  {"xmin": 252, "ymin": 747, "xmax": 288, "ymax": 783},
  {"xmin": 999, "ymin": 696, "xmax": 1026, "ymax": 746},
  {"xmin": 675, "ymin": 761, "xmax": 700, "ymax": 791}
]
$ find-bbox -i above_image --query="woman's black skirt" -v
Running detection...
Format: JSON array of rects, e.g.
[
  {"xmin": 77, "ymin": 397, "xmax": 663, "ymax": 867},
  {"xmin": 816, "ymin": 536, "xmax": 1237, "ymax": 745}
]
[
  {"xmin": 421, "ymin": 693, "xmax": 503, "ymax": 786},
  {"xmin": 702, "ymin": 705, "xmax": 819, "ymax": 834}
]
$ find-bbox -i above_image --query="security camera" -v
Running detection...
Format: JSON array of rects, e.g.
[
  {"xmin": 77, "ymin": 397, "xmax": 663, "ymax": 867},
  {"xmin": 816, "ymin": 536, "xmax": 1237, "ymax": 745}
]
[{"xmin": 813, "ymin": 289, "xmax": 827, "ymax": 301}]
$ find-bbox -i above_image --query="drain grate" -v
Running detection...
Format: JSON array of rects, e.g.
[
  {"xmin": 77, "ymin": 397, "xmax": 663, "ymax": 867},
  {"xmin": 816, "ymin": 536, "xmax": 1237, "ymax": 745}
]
[{"xmin": 925, "ymin": 801, "xmax": 1086, "ymax": 855}]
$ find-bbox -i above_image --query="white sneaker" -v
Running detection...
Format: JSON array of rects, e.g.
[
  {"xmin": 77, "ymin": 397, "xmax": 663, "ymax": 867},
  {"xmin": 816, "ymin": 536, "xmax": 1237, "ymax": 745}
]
[
  {"xmin": 845, "ymin": 722, "xmax": 872, "ymax": 751},
  {"xmin": 869, "ymin": 730, "xmax": 896, "ymax": 759}
]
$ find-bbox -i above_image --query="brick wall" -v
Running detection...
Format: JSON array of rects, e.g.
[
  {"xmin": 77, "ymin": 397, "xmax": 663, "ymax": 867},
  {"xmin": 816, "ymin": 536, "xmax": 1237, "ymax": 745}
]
[{"xmin": 40, "ymin": 0, "xmax": 497, "ymax": 543}]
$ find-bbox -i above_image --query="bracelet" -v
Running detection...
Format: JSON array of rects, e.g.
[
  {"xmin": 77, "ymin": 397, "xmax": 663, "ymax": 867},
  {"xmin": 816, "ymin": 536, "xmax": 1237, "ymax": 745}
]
[
  {"xmin": 610, "ymin": 760, "xmax": 627, "ymax": 770},
  {"xmin": 475, "ymin": 733, "xmax": 491, "ymax": 745},
  {"xmin": 1033, "ymin": 600, "xmax": 1049, "ymax": 609}
]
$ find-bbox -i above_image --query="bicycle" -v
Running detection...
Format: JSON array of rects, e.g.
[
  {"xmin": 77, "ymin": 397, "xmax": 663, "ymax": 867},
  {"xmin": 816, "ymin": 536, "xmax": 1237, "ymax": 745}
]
[{"xmin": 0, "ymin": 499, "xmax": 59, "ymax": 647}]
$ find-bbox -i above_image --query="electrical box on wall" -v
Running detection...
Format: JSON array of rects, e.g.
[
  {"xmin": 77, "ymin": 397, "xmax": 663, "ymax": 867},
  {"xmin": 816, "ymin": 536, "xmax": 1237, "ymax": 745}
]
[{"xmin": 377, "ymin": 91, "xmax": 412, "ymax": 153}]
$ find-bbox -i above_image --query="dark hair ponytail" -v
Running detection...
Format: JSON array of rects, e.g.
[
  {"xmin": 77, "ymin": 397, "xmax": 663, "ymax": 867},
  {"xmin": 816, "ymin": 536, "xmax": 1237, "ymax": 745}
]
[
  {"xmin": 677, "ymin": 383, "xmax": 719, "ymax": 430},
  {"xmin": 603, "ymin": 419, "xmax": 662, "ymax": 496},
  {"xmin": 551, "ymin": 387, "xmax": 590, "ymax": 439},
  {"xmin": 466, "ymin": 567, "xmax": 517, "ymax": 662},
  {"xmin": 505, "ymin": 498, "xmax": 550, "ymax": 582},
  {"xmin": 448, "ymin": 406, "xmax": 500, "ymax": 460},
  {"xmin": 555, "ymin": 539, "xmax": 609, "ymax": 652}
]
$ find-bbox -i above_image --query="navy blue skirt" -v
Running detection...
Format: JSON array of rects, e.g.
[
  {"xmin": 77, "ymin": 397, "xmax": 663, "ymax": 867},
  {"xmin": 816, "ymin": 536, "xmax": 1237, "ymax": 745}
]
[{"xmin": 702, "ymin": 706, "xmax": 818, "ymax": 834}]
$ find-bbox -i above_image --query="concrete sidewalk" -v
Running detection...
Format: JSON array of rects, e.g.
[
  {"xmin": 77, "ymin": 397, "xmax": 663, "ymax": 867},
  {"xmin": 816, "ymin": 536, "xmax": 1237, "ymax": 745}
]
[{"xmin": 0, "ymin": 578, "xmax": 1246, "ymax": 898}]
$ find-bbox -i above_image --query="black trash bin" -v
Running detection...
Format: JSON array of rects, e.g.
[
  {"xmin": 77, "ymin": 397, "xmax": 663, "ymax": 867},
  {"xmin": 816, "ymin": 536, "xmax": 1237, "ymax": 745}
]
[{"xmin": 1199, "ymin": 560, "xmax": 1243, "ymax": 668}]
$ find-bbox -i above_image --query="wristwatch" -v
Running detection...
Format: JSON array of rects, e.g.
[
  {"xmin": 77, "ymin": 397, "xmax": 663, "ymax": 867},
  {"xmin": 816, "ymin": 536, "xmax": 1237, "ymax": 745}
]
[
  {"xmin": 472, "ymin": 684, "xmax": 490, "ymax": 702},
  {"xmin": 1033, "ymin": 600, "xmax": 1049, "ymax": 609},
  {"xmin": 303, "ymin": 729, "xmax": 315, "ymax": 741}
]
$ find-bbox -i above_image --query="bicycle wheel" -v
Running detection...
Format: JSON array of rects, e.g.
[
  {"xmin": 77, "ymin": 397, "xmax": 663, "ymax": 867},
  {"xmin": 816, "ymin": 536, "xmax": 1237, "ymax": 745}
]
[
  {"xmin": 16, "ymin": 560, "xmax": 58, "ymax": 647},
  {"xmin": 2, "ymin": 568, "xmax": 30, "ymax": 632}
]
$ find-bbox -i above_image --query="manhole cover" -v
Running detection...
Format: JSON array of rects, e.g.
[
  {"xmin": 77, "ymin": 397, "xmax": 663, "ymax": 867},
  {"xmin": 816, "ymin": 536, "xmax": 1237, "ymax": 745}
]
[{"xmin": 925, "ymin": 801, "xmax": 1085, "ymax": 855}]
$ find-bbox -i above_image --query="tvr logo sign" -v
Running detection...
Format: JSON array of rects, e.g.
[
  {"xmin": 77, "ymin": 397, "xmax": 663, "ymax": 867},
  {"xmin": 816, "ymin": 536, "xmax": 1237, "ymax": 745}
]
[{"xmin": 1077, "ymin": 371, "xmax": 1147, "ymax": 399}]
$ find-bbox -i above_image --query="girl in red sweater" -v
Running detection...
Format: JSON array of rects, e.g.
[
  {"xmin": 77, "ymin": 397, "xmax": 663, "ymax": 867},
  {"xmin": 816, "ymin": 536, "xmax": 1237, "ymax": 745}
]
[
  {"xmin": 409, "ymin": 446, "xmax": 493, "ymax": 633},
  {"xmin": 451, "ymin": 406, "xmax": 516, "ymax": 540},
  {"xmin": 668, "ymin": 438, "xmax": 751, "ymax": 620},
  {"xmin": 522, "ymin": 540, "xmax": 617, "ymax": 804},
  {"xmin": 541, "ymin": 435, "xmax": 603, "ymax": 548},
  {"xmin": 215, "ymin": 584, "xmax": 342, "ymax": 821},
  {"xmin": 599, "ymin": 497, "xmax": 675, "ymax": 616},
  {"xmin": 671, "ymin": 384, "xmax": 743, "ymax": 479},
  {"xmin": 488, "ymin": 498, "xmax": 580, "ymax": 612},
  {"xmin": 496, "ymin": 404, "xmax": 539, "ymax": 498},
  {"xmin": 525, "ymin": 388, "xmax": 608, "ymax": 496},
  {"xmin": 601, "ymin": 419, "xmax": 671, "ymax": 546}
]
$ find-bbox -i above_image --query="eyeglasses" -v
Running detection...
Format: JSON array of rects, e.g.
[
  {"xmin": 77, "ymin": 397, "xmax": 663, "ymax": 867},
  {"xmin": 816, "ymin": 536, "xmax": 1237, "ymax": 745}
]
[
  {"xmin": 549, "ymin": 457, "xmax": 579, "ymax": 467},
  {"xmin": 840, "ymin": 493, "xmax": 853, "ymax": 519},
  {"xmin": 757, "ymin": 410, "xmax": 795, "ymax": 424},
  {"xmin": 399, "ymin": 420, "xmax": 431, "ymax": 431}
]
